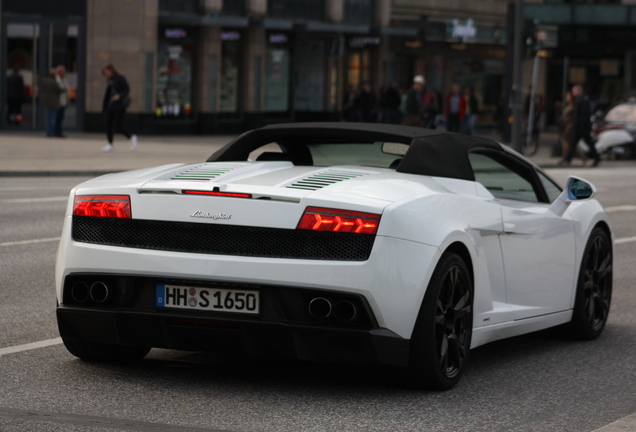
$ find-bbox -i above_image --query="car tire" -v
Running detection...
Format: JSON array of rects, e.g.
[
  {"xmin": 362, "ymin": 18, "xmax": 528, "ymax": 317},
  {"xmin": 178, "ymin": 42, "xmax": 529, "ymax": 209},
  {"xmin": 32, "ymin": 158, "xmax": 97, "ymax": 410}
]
[
  {"xmin": 565, "ymin": 227, "xmax": 612, "ymax": 340},
  {"xmin": 407, "ymin": 252, "xmax": 473, "ymax": 390},
  {"xmin": 62, "ymin": 337, "xmax": 150, "ymax": 362}
]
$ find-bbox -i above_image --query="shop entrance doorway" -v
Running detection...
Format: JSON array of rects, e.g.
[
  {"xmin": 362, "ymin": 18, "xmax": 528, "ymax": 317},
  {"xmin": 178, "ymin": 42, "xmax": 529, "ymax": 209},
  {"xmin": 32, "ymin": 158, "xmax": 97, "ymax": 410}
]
[{"xmin": 1, "ymin": 17, "xmax": 85, "ymax": 131}]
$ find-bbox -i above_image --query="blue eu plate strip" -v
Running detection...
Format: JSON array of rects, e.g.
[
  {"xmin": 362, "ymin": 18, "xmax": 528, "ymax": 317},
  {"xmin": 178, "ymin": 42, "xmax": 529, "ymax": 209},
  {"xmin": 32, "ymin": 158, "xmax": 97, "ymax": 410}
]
[{"xmin": 156, "ymin": 284, "xmax": 165, "ymax": 307}]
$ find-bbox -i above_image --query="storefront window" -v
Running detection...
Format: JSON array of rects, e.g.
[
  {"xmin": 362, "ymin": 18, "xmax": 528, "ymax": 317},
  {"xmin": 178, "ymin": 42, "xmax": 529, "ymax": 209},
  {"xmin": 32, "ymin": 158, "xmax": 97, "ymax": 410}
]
[
  {"xmin": 159, "ymin": 0, "xmax": 200, "ymax": 13},
  {"xmin": 156, "ymin": 26, "xmax": 195, "ymax": 118},
  {"xmin": 268, "ymin": 0, "xmax": 325, "ymax": 20},
  {"xmin": 293, "ymin": 39, "xmax": 325, "ymax": 111},
  {"xmin": 453, "ymin": 58, "xmax": 504, "ymax": 128},
  {"xmin": 219, "ymin": 30, "xmax": 242, "ymax": 114},
  {"xmin": 222, "ymin": 0, "xmax": 245, "ymax": 16},
  {"xmin": 264, "ymin": 33, "xmax": 290, "ymax": 112},
  {"xmin": 343, "ymin": 0, "xmax": 374, "ymax": 25},
  {"xmin": 347, "ymin": 49, "xmax": 372, "ymax": 87}
]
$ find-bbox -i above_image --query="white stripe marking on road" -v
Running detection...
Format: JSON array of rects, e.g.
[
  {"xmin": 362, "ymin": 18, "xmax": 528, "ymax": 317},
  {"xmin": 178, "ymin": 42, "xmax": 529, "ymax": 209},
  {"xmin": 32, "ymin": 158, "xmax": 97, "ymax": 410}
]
[
  {"xmin": 2, "ymin": 196, "xmax": 68, "ymax": 203},
  {"xmin": 0, "ymin": 237, "xmax": 60, "ymax": 247},
  {"xmin": 616, "ymin": 236, "xmax": 636, "ymax": 245},
  {"xmin": 605, "ymin": 205, "xmax": 636, "ymax": 213},
  {"xmin": 0, "ymin": 338, "xmax": 63, "ymax": 357}
]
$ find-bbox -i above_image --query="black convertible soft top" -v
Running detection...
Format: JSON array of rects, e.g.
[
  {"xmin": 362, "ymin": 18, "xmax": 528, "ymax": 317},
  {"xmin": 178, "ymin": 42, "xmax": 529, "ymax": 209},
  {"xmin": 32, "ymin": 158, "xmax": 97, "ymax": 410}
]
[{"xmin": 207, "ymin": 122, "xmax": 502, "ymax": 181}]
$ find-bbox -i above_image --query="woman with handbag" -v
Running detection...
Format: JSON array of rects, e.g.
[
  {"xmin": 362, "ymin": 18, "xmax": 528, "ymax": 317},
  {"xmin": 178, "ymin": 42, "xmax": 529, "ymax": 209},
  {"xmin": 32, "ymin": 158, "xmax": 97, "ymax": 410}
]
[{"xmin": 101, "ymin": 64, "xmax": 137, "ymax": 152}]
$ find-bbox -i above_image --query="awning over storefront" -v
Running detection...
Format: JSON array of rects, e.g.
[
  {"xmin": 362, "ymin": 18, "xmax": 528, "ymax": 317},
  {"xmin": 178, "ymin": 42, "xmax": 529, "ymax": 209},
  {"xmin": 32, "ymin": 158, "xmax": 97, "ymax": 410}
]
[{"xmin": 158, "ymin": 14, "xmax": 249, "ymax": 28}]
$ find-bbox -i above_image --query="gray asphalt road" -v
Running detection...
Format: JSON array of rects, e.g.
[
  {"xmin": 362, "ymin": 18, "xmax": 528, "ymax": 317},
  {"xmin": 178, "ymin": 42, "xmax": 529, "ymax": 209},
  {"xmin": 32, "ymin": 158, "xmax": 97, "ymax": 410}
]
[{"xmin": 1, "ymin": 169, "xmax": 635, "ymax": 432}]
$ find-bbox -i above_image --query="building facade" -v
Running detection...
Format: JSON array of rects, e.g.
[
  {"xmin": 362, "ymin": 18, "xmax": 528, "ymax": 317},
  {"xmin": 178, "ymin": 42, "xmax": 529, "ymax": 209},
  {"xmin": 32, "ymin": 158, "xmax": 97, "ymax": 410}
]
[
  {"xmin": 6, "ymin": 0, "xmax": 601, "ymax": 135},
  {"xmin": 524, "ymin": 0, "xmax": 636, "ymax": 128}
]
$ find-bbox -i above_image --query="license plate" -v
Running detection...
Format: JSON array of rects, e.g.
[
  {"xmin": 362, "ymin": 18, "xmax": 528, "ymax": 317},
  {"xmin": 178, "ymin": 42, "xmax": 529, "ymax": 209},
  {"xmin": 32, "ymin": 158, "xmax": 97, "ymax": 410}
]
[{"xmin": 156, "ymin": 284, "xmax": 259, "ymax": 314}]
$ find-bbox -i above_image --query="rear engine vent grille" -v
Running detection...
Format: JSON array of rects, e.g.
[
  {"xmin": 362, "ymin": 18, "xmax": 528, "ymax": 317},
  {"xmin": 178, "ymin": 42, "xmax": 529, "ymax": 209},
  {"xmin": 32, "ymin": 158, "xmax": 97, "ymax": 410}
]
[
  {"xmin": 171, "ymin": 164, "xmax": 245, "ymax": 181},
  {"xmin": 72, "ymin": 216, "xmax": 375, "ymax": 261},
  {"xmin": 286, "ymin": 170, "xmax": 370, "ymax": 191}
]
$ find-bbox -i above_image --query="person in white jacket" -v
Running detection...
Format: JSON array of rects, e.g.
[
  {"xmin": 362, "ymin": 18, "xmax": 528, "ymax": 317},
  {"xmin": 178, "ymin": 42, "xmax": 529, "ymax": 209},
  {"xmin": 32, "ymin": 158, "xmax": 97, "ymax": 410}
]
[{"xmin": 54, "ymin": 65, "xmax": 70, "ymax": 137}]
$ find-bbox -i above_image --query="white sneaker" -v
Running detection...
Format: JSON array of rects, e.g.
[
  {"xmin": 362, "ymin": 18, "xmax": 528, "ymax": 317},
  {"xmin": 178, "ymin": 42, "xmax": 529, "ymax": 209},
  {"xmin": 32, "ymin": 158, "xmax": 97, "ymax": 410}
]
[
  {"xmin": 102, "ymin": 144, "xmax": 114, "ymax": 152},
  {"xmin": 130, "ymin": 134, "xmax": 138, "ymax": 150}
]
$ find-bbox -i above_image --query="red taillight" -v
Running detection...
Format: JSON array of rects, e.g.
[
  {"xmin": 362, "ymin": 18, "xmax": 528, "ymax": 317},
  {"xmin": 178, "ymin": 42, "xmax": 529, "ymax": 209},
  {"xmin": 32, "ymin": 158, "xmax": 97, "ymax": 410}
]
[
  {"xmin": 182, "ymin": 190, "xmax": 252, "ymax": 198},
  {"xmin": 73, "ymin": 195, "xmax": 132, "ymax": 219},
  {"xmin": 297, "ymin": 207, "xmax": 380, "ymax": 235}
]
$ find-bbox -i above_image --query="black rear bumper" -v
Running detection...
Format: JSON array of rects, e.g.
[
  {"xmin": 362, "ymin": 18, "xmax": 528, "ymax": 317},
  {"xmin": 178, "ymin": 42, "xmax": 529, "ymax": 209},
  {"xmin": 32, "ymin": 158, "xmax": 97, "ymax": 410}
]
[{"xmin": 56, "ymin": 307, "xmax": 410, "ymax": 367}]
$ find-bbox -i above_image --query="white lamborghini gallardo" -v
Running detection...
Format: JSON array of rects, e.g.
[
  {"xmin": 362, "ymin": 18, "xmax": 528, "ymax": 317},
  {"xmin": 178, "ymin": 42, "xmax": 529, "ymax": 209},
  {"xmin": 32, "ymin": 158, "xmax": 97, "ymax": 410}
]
[{"xmin": 56, "ymin": 123, "xmax": 613, "ymax": 389}]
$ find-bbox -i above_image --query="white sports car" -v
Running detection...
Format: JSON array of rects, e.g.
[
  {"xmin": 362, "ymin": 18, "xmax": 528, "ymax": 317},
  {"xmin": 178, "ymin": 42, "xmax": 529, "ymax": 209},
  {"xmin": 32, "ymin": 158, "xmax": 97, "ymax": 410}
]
[{"xmin": 56, "ymin": 123, "xmax": 613, "ymax": 390}]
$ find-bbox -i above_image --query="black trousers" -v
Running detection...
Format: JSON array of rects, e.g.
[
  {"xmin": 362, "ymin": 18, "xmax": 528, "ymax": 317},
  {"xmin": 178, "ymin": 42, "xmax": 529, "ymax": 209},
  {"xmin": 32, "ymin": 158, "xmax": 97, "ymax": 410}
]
[
  {"xmin": 566, "ymin": 132, "xmax": 600, "ymax": 162},
  {"xmin": 106, "ymin": 109, "xmax": 131, "ymax": 144},
  {"xmin": 447, "ymin": 113, "xmax": 461, "ymax": 133}
]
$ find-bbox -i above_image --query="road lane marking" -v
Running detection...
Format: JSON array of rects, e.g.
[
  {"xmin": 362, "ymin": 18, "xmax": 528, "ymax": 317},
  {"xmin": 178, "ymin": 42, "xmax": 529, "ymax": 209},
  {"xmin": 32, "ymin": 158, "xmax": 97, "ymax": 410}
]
[
  {"xmin": 616, "ymin": 236, "xmax": 636, "ymax": 245},
  {"xmin": 0, "ymin": 237, "xmax": 60, "ymax": 247},
  {"xmin": 592, "ymin": 413, "xmax": 636, "ymax": 432},
  {"xmin": 0, "ymin": 338, "xmax": 62, "ymax": 357},
  {"xmin": 0, "ymin": 407, "xmax": 230, "ymax": 431},
  {"xmin": 2, "ymin": 196, "xmax": 68, "ymax": 203},
  {"xmin": 605, "ymin": 205, "xmax": 636, "ymax": 213}
]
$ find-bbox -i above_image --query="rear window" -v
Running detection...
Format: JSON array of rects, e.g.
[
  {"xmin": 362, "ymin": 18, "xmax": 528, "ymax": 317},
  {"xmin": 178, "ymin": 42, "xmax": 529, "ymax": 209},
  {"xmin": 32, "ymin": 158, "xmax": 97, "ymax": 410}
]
[{"xmin": 249, "ymin": 141, "xmax": 404, "ymax": 168}]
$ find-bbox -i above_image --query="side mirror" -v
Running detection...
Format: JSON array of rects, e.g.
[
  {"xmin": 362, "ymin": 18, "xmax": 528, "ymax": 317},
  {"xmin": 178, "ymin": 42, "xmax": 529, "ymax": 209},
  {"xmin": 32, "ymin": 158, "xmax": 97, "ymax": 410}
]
[
  {"xmin": 548, "ymin": 176, "xmax": 596, "ymax": 216},
  {"xmin": 567, "ymin": 177, "xmax": 595, "ymax": 200}
]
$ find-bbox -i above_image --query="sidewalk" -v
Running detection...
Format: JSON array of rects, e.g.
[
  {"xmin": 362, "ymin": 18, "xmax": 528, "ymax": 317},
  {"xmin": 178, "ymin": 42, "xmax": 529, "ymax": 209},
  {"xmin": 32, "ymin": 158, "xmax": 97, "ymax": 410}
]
[
  {"xmin": 0, "ymin": 132, "xmax": 235, "ymax": 176},
  {"xmin": 0, "ymin": 128, "xmax": 606, "ymax": 176}
]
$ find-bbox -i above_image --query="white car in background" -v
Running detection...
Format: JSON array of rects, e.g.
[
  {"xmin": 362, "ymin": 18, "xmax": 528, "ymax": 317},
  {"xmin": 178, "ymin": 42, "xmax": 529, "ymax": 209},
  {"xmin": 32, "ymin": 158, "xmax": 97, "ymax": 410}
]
[{"xmin": 56, "ymin": 123, "xmax": 613, "ymax": 390}]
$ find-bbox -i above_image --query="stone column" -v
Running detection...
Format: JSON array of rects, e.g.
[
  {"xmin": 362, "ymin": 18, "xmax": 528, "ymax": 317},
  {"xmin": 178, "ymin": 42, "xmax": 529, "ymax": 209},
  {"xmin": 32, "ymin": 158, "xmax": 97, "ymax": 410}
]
[
  {"xmin": 202, "ymin": 0, "xmax": 222, "ymax": 14},
  {"xmin": 247, "ymin": 0, "xmax": 267, "ymax": 18},
  {"xmin": 85, "ymin": 0, "xmax": 158, "ymax": 114},
  {"xmin": 326, "ymin": 0, "xmax": 344, "ymax": 23},
  {"xmin": 375, "ymin": 0, "xmax": 391, "ymax": 27},
  {"xmin": 244, "ymin": 26, "xmax": 266, "ymax": 113}
]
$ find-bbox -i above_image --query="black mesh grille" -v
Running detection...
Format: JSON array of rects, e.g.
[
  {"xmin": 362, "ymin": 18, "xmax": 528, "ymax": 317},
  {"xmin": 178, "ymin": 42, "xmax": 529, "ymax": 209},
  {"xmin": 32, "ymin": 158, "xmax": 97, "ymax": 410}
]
[{"xmin": 71, "ymin": 216, "xmax": 375, "ymax": 261}]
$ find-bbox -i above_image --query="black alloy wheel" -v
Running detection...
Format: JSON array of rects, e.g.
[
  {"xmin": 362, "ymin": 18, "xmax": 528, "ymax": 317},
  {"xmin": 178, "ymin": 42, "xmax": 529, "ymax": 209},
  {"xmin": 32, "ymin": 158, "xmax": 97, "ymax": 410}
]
[
  {"xmin": 409, "ymin": 253, "xmax": 473, "ymax": 390},
  {"xmin": 568, "ymin": 227, "xmax": 612, "ymax": 340}
]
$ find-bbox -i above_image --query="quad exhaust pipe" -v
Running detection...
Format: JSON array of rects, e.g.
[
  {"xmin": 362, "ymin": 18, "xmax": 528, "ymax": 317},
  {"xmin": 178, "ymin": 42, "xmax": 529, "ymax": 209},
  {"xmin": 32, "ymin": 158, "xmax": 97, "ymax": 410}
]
[
  {"xmin": 333, "ymin": 300, "xmax": 357, "ymax": 322},
  {"xmin": 308, "ymin": 297, "xmax": 331, "ymax": 319},
  {"xmin": 90, "ymin": 281, "xmax": 111, "ymax": 303},
  {"xmin": 308, "ymin": 297, "xmax": 357, "ymax": 322},
  {"xmin": 71, "ymin": 280, "xmax": 111, "ymax": 303},
  {"xmin": 71, "ymin": 281, "xmax": 90, "ymax": 303}
]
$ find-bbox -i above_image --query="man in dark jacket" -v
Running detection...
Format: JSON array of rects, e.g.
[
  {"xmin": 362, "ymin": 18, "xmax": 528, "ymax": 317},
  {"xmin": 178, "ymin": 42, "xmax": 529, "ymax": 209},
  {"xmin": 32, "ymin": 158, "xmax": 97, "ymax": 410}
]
[
  {"xmin": 401, "ymin": 75, "xmax": 424, "ymax": 127},
  {"xmin": 561, "ymin": 85, "xmax": 601, "ymax": 167},
  {"xmin": 42, "ymin": 69, "xmax": 63, "ymax": 137},
  {"xmin": 6, "ymin": 68, "xmax": 25, "ymax": 124},
  {"xmin": 384, "ymin": 81, "xmax": 402, "ymax": 124}
]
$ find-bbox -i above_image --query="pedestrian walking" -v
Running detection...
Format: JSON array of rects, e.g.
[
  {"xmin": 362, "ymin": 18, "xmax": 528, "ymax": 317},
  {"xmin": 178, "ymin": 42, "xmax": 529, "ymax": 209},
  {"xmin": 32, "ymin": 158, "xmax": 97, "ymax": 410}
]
[
  {"xmin": 101, "ymin": 64, "xmax": 137, "ymax": 152},
  {"xmin": 461, "ymin": 86, "xmax": 479, "ymax": 135},
  {"xmin": 342, "ymin": 85, "xmax": 359, "ymax": 122},
  {"xmin": 42, "ymin": 68, "xmax": 63, "ymax": 137},
  {"xmin": 54, "ymin": 65, "xmax": 70, "ymax": 137},
  {"xmin": 445, "ymin": 84, "xmax": 466, "ymax": 133},
  {"xmin": 560, "ymin": 84, "xmax": 601, "ymax": 167},
  {"xmin": 384, "ymin": 81, "xmax": 402, "ymax": 124},
  {"xmin": 558, "ymin": 91, "xmax": 586, "ymax": 165},
  {"xmin": 402, "ymin": 75, "xmax": 425, "ymax": 127},
  {"xmin": 6, "ymin": 68, "xmax": 25, "ymax": 125},
  {"xmin": 357, "ymin": 82, "xmax": 377, "ymax": 122}
]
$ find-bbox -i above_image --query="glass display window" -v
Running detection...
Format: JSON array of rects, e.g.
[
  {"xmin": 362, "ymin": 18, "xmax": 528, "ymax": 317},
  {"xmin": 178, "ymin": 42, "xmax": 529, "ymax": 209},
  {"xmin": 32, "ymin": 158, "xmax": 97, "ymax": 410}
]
[
  {"xmin": 264, "ymin": 33, "xmax": 290, "ymax": 111},
  {"xmin": 156, "ymin": 26, "xmax": 196, "ymax": 118},
  {"xmin": 219, "ymin": 30, "xmax": 243, "ymax": 114}
]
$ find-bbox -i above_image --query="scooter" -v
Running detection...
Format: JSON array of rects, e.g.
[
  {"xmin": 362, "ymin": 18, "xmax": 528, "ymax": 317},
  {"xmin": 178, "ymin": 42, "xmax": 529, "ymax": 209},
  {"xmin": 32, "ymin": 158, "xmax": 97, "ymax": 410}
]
[{"xmin": 578, "ymin": 127, "xmax": 636, "ymax": 159}]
